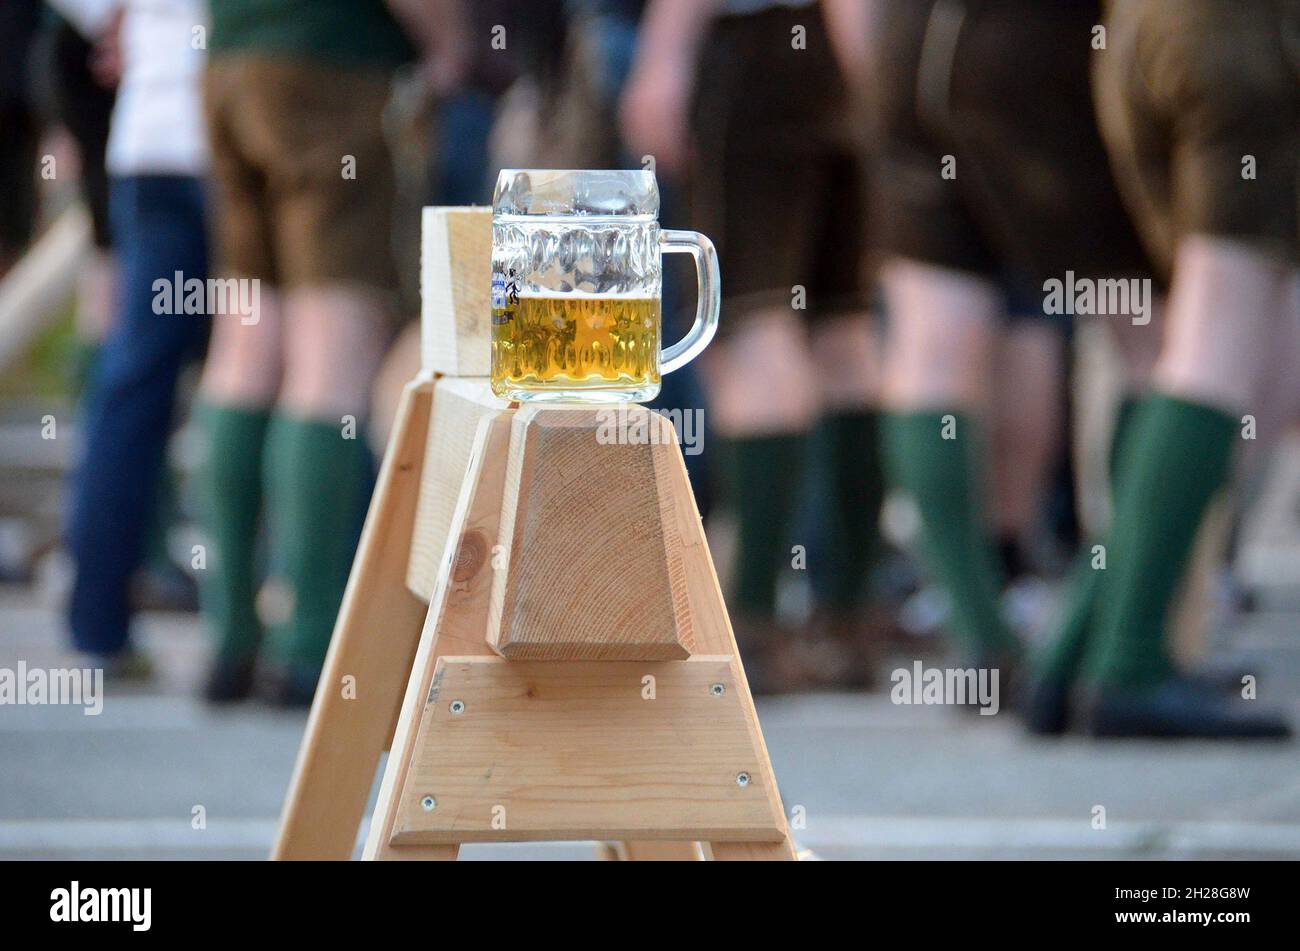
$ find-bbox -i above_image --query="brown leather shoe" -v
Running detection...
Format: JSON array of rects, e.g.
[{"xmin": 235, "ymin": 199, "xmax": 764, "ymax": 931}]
[
  {"xmin": 803, "ymin": 609, "xmax": 878, "ymax": 690},
  {"xmin": 730, "ymin": 612, "xmax": 815, "ymax": 696}
]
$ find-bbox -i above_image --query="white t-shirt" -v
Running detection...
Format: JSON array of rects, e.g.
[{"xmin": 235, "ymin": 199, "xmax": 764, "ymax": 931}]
[{"xmin": 106, "ymin": 0, "xmax": 209, "ymax": 176}]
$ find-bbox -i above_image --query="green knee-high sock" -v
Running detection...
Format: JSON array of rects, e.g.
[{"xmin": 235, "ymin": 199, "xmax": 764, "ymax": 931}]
[
  {"xmin": 729, "ymin": 434, "xmax": 806, "ymax": 617},
  {"xmin": 817, "ymin": 410, "xmax": 884, "ymax": 611},
  {"xmin": 262, "ymin": 413, "xmax": 369, "ymax": 671},
  {"xmin": 1035, "ymin": 396, "xmax": 1139, "ymax": 685},
  {"xmin": 1082, "ymin": 395, "xmax": 1237, "ymax": 687},
  {"xmin": 195, "ymin": 403, "xmax": 270, "ymax": 661},
  {"xmin": 883, "ymin": 411, "xmax": 1016, "ymax": 659}
]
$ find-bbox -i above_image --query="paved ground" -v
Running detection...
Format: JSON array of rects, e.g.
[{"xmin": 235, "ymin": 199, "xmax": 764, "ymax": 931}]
[
  {"xmin": 3, "ymin": 417, "xmax": 1297, "ymax": 861},
  {"xmin": 3, "ymin": 577, "xmax": 1298, "ymax": 861}
]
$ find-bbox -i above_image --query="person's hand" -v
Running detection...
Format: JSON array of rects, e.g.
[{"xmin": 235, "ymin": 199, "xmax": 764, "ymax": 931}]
[
  {"xmin": 417, "ymin": 42, "xmax": 471, "ymax": 98},
  {"xmin": 618, "ymin": 57, "xmax": 694, "ymax": 177},
  {"xmin": 384, "ymin": 0, "xmax": 471, "ymax": 99}
]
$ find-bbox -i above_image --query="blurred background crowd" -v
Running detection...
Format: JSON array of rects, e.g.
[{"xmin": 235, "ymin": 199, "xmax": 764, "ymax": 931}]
[{"xmin": 0, "ymin": 0, "xmax": 1297, "ymax": 747}]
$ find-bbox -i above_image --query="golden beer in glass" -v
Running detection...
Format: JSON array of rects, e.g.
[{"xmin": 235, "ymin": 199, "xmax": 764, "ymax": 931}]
[
  {"xmin": 491, "ymin": 295, "xmax": 661, "ymax": 393},
  {"xmin": 491, "ymin": 170, "xmax": 719, "ymax": 403}
]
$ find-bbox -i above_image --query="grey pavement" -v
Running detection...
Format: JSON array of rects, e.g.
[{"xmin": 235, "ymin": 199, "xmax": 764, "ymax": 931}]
[{"xmin": 2, "ymin": 581, "xmax": 1298, "ymax": 861}]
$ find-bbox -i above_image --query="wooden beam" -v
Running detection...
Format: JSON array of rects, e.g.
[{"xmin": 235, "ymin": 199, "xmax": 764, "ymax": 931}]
[
  {"xmin": 272, "ymin": 379, "xmax": 434, "ymax": 859},
  {"xmin": 364, "ymin": 396, "xmax": 514, "ymax": 859},
  {"xmin": 420, "ymin": 207, "xmax": 492, "ymax": 377},
  {"xmin": 390, "ymin": 657, "xmax": 786, "ymax": 844},
  {"xmin": 487, "ymin": 407, "xmax": 695, "ymax": 661}
]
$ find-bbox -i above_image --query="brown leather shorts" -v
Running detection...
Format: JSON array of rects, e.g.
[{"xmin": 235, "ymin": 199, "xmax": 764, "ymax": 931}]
[
  {"xmin": 867, "ymin": 0, "xmax": 1152, "ymax": 291},
  {"xmin": 690, "ymin": 6, "xmax": 869, "ymax": 324},
  {"xmin": 204, "ymin": 56, "xmax": 400, "ymax": 294},
  {"xmin": 1094, "ymin": 0, "xmax": 1300, "ymax": 277}
]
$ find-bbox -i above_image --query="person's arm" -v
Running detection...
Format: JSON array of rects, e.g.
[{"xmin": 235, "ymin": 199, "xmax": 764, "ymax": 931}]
[
  {"xmin": 384, "ymin": 0, "xmax": 472, "ymax": 94},
  {"xmin": 822, "ymin": 0, "xmax": 880, "ymax": 96},
  {"xmin": 618, "ymin": 0, "xmax": 724, "ymax": 176}
]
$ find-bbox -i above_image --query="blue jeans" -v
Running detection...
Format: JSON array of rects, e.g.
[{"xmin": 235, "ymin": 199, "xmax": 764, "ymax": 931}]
[{"xmin": 66, "ymin": 175, "xmax": 209, "ymax": 655}]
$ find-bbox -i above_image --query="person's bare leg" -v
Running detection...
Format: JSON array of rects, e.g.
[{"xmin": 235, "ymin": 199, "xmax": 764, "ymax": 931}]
[
  {"xmin": 811, "ymin": 314, "xmax": 883, "ymax": 593},
  {"xmin": 879, "ymin": 258, "xmax": 1017, "ymax": 663},
  {"xmin": 1217, "ymin": 272, "xmax": 1300, "ymax": 600},
  {"xmin": 990, "ymin": 321, "xmax": 1064, "ymax": 553},
  {"xmin": 260, "ymin": 285, "xmax": 389, "ymax": 700},
  {"xmin": 881, "ymin": 260, "xmax": 999, "ymax": 412},
  {"xmin": 74, "ymin": 249, "xmax": 117, "ymax": 347},
  {"xmin": 1154, "ymin": 239, "xmax": 1288, "ymax": 412},
  {"xmin": 278, "ymin": 286, "xmax": 389, "ymax": 422},
  {"xmin": 812, "ymin": 312, "xmax": 880, "ymax": 413},
  {"xmin": 1080, "ymin": 236, "xmax": 1291, "ymax": 736},
  {"xmin": 1031, "ymin": 296, "xmax": 1162, "ymax": 723},
  {"xmin": 195, "ymin": 286, "xmax": 284, "ymax": 698},
  {"xmin": 808, "ymin": 313, "xmax": 887, "ymax": 679},
  {"xmin": 700, "ymin": 308, "xmax": 818, "ymax": 691},
  {"xmin": 367, "ymin": 321, "xmax": 423, "ymax": 457},
  {"xmin": 1104, "ymin": 295, "xmax": 1164, "ymax": 394},
  {"xmin": 702, "ymin": 308, "xmax": 819, "ymax": 436},
  {"xmin": 200, "ymin": 287, "xmax": 284, "ymax": 407},
  {"xmin": 1238, "ymin": 271, "xmax": 1300, "ymax": 459}
]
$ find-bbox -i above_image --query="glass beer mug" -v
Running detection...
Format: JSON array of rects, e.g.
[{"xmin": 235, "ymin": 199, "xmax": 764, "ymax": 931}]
[{"xmin": 490, "ymin": 169, "xmax": 720, "ymax": 402}]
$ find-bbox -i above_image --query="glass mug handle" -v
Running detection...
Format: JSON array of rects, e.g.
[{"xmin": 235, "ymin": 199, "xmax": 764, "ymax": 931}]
[{"xmin": 659, "ymin": 229, "xmax": 720, "ymax": 374}]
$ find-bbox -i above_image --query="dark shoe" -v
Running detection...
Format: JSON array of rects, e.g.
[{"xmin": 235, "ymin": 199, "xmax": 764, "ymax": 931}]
[
  {"xmin": 130, "ymin": 564, "xmax": 200, "ymax": 613},
  {"xmin": 72, "ymin": 649, "xmax": 155, "ymax": 684},
  {"xmin": 257, "ymin": 664, "xmax": 321, "ymax": 709},
  {"xmin": 1188, "ymin": 662, "xmax": 1257, "ymax": 695},
  {"xmin": 1021, "ymin": 674, "xmax": 1071, "ymax": 735},
  {"xmin": 202, "ymin": 656, "xmax": 256, "ymax": 704},
  {"xmin": 1081, "ymin": 675, "xmax": 1291, "ymax": 739},
  {"xmin": 955, "ymin": 648, "xmax": 1021, "ymax": 717},
  {"xmin": 804, "ymin": 610, "xmax": 879, "ymax": 690},
  {"xmin": 732, "ymin": 613, "xmax": 813, "ymax": 696},
  {"xmin": 858, "ymin": 601, "xmax": 938, "ymax": 657}
]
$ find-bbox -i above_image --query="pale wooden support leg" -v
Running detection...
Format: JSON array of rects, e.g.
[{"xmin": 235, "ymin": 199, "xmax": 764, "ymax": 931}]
[
  {"xmin": 271, "ymin": 379, "xmax": 434, "ymax": 860},
  {"xmin": 611, "ymin": 842, "xmax": 706, "ymax": 861},
  {"xmin": 708, "ymin": 840, "xmax": 798, "ymax": 861},
  {"xmin": 380, "ymin": 844, "xmax": 460, "ymax": 861},
  {"xmin": 662, "ymin": 428, "xmax": 798, "ymax": 862},
  {"xmin": 364, "ymin": 402, "xmax": 514, "ymax": 860}
]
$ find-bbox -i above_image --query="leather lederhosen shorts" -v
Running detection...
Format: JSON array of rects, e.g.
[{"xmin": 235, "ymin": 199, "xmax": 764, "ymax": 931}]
[{"xmin": 867, "ymin": 0, "xmax": 1154, "ymax": 296}]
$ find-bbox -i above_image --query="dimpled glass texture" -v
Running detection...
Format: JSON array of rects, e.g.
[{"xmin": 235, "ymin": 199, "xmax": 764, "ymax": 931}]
[{"xmin": 492, "ymin": 169, "xmax": 662, "ymax": 298}]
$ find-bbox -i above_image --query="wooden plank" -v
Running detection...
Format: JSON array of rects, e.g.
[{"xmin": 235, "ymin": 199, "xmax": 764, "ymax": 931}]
[
  {"xmin": 272, "ymin": 379, "xmax": 434, "ymax": 860},
  {"xmin": 389, "ymin": 656, "xmax": 786, "ymax": 844},
  {"xmin": 611, "ymin": 842, "xmax": 705, "ymax": 860},
  {"xmin": 709, "ymin": 841, "xmax": 798, "ymax": 861},
  {"xmin": 421, "ymin": 206, "xmax": 492, "ymax": 377},
  {"xmin": 0, "ymin": 204, "xmax": 90, "ymax": 374},
  {"xmin": 406, "ymin": 377, "xmax": 510, "ymax": 599},
  {"xmin": 364, "ymin": 407, "xmax": 514, "ymax": 860},
  {"xmin": 487, "ymin": 406, "xmax": 694, "ymax": 661},
  {"xmin": 655, "ymin": 432, "xmax": 797, "ymax": 857}
]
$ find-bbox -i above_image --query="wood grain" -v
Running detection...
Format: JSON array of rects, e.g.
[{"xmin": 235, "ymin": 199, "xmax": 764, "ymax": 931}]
[
  {"xmin": 390, "ymin": 657, "xmax": 786, "ymax": 843},
  {"xmin": 487, "ymin": 406, "xmax": 694, "ymax": 661},
  {"xmin": 420, "ymin": 207, "xmax": 492, "ymax": 377},
  {"xmin": 272, "ymin": 379, "xmax": 434, "ymax": 860},
  {"xmin": 406, "ymin": 377, "xmax": 509, "ymax": 600},
  {"xmin": 364, "ymin": 399, "xmax": 514, "ymax": 859}
]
